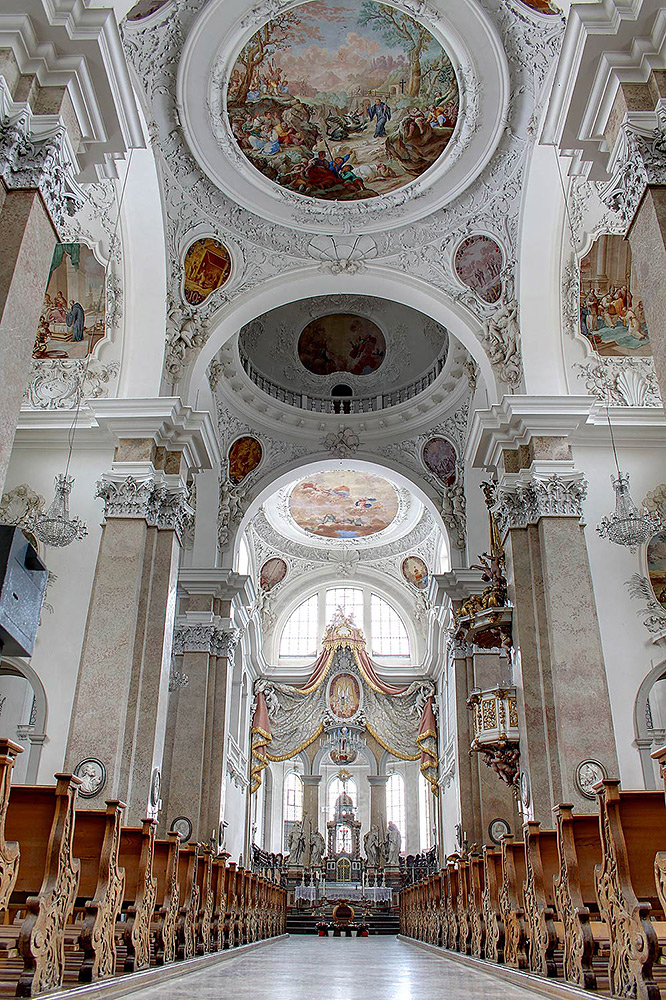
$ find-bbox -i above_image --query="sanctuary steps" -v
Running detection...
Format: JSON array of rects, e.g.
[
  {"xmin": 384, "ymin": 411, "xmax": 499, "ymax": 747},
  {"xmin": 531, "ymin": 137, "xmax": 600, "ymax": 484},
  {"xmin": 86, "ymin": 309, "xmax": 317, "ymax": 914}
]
[
  {"xmin": 0, "ymin": 740, "xmax": 286, "ymax": 997},
  {"xmin": 399, "ymin": 750, "xmax": 666, "ymax": 1000}
]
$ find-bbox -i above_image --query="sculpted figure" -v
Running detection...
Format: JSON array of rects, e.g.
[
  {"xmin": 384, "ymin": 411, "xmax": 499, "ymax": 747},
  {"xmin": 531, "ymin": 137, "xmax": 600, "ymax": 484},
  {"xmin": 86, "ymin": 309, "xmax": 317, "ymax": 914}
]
[
  {"xmin": 363, "ymin": 825, "xmax": 381, "ymax": 868},
  {"xmin": 287, "ymin": 821, "xmax": 307, "ymax": 865},
  {"xmin": 386, "ymin": 822, "xmax": 402, "ymax": 866},
  {"xmin": 309, "ymin": 830, "xmax": 326, "ymax": 868}
]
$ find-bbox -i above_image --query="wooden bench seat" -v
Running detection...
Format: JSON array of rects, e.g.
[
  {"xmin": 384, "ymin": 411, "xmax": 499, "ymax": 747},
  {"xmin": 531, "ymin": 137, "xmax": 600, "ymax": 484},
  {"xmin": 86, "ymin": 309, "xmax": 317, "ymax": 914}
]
[
  {"xmin": 118, "ymin": 819, "xmax": 157, "ymax": 972},
  {"xmin": 482, "ymin": 846, "xmax": 505, "ymax": 964},
  {"xmin": 152, "ymin": 833, "xmax": 180, "ymax": 966},
  {"xmin": 523, "ymin": 821, "xmax": 560, "ymax": 977}
]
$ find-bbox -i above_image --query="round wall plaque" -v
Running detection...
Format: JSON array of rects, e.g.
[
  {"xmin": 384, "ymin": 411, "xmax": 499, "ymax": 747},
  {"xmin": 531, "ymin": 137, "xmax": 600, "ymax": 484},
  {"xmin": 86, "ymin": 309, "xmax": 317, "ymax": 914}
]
[
  {"xmin": 74, "ymin": 758, "xmax": 107, "ymax": 799},
  {"xmin": 170, "ymin": 816, "xmax": 193, "ymax": 842},
  {"xmin": 150, "ymin": 767, "xmax": 161, "ymax": 809},
  {"xmin": 520, "ymin": 770, "xmax": 531, "ymax": 809},
  {"xmin": 575, "ymin": 759, "xmax": 607, "ymax": 799},
  {"xmin": 488, "ymin": 818, "xmax": 511, "ymax": 845}
]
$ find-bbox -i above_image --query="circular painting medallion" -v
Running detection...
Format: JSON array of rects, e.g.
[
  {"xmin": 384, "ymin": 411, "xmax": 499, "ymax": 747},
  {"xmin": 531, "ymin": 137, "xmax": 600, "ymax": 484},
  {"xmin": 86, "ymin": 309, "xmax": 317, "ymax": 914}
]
[
  {"xmin": 226, "ymin": 0, "xmax": 459, "ymax": 202},
  {"xmin": 289, "ymin": 470, "xmax": 398, "ymax": 539},
  {"xmin": 454, "ymin": 234, "xmax": 503, "ymax": 304},
  {"xmin": 228, "ymin": 436, "xmax": 262, "ymax": 484},
  {"xmin": 515, "ymin": 0, "xmax": 559, "ymax": 14},
  {"xmin": 260, "ymin": 557, "xmax": 287, "ymax": 591},
  {"xmin": 402, "ymin": 555, "xmax": 429, "ymax": 590},
  {"xmin": 182, "ymin": 238, "xmax": 231, "ymax": 306},
  {"xmin": 298, "ymin": 314, "xmax": 385, "ymax": 376},
  {"xmin": 422, "ymin": 437, "xmax": 457, "ymax": 486},
  {"xmin": 74, "ymin": 758, "xmax": 107, "ymax": 799},
  {"xmin": 150, "ymin": 767, "xmax": 161, "ymax": 809},
  {"xmin": 126, "ymin": 0, "xmax": 170, "ymax": 20},
  {"xmin": 648, "ymin": 530, "xmax": 666, "ymax": 609},
  {"xmin": 170, "ymin": 816, "xmax": 193, "ymax": 843},
  {"xmin": 575, "ymin": 759, "xmax": 607, "ymax": 800},
  {"xmin": 488, "ymin": 817, "xmax": 511, "ymax": 845},
  {"xmin": 328, "ymin": 673, "xmax": 362, "ymax": 720}
]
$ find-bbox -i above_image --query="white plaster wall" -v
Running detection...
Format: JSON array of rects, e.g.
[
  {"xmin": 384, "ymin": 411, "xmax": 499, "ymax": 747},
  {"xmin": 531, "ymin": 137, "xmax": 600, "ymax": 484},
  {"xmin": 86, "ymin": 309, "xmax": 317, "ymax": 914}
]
[
  {"xmin": 573, "ymin": 436, "xmax": 666, "ymax": 788},
  {"xmin": 223, "ymin": 778, "xmax": 247, "ymax": 862},
  {"xmin": 1, "ymin": 442, "xmax": 112, "ymax": 782}
]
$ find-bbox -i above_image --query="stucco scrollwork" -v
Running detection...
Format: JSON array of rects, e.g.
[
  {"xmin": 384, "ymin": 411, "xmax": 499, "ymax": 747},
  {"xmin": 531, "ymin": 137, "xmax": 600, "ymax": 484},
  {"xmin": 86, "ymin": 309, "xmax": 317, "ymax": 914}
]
[
  {"xmin": 322, "ymin": 428, "xmax": 360, "ymax": 458},
  {"xmin": 575, "ymin": 357, "xmax": 662, "ymax": 408},
  {"xmin": 96, "ymin": 475, "xmax": 194, "ymax": 539},
  {"xmin": 165, "ymin": 300, "xmax": 210, "ymax": 381},
  {"xmin": 599, "ymin": 117, "xmax": 666, "ymax": 233},
  {"xmin": 626, "ymin": 575, "xmax": 666, "ymax": 636},
  {"xmin": 23, "ymin": 360, "xmax": 120, "ymax": 410},
  {"xmin": 0, "ymin": 484, "xmax": 46, "ymax": 539},
  {"xmin": 481, "ymin": 294, "xmax": 523, "ymax": 388}
]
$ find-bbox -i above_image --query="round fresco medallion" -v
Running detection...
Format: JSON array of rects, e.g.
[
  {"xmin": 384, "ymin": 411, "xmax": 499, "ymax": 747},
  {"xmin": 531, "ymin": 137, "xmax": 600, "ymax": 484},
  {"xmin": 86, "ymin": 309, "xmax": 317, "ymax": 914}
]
[
  {"xmin": 454, "ymin": 235, "xmax": 503, "ymax": 304},
  {"xmin": 289, "ymin": 470, "xmax": 398, "ymax": 539},
  {"xmin": 298, "ymin": 314, "xmax": 385, "ymax": 376},
  {"xmin": 328, "ymin": 673, "xmax": 362, "ymax": 720},
  {"xmin": 126, "ymin": 0, "xmax": 171, "ymax": 20},
  {"xmin": 170, "ymin": 816, "xmax": 193, "ymax": 843},
  {"xmin": 226, "ymin": 0, "xmax": 459, "ymax": 202},
  {"xmin": 422, "ymin": 437, "xmax": 457, "ymax": 486},
  {"xmin": 228, "ymin": 436, "xmax": 262, "ymax": 484},
  {"xmin": 648, "ymin": 530, "xmax": 666, "ymax": 609},
  {"xmin": 515, "ymin": 0, "xmax": 558, "ymax": 14},
  {"xmin": 182, "ymin": 238, "xmax": 231, "ymax": 306},
  {"xmin": 402, "ymin": 555, "xmax": 429, "ymax": 590},
  {"xmin": 260, "ymin": 557, "xmax": 288, "ymax": 591}
]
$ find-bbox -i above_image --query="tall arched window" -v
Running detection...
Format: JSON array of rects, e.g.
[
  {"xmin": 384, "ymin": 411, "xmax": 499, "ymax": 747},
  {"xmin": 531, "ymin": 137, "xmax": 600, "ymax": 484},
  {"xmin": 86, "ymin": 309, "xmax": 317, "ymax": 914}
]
[
  {"xmin": 325, "ymin": 587, "xmax": 363, "ymax": 626},
  {"xmin": 327, "ymin": 776, "xmax": 358, "ymax": 821},
  {"xmin": 419, "ymin": 772, "xmax": 434, "ymax": 851},
  {"xmin": 370, "ymin": 594, "xmax": 410, "ymax": 657},
  {"xmin": 283, "ymin": 771, "xmax": 303, "ymax": 823},
  {"xmin": 386, "ymin": 772, "xmax": 406, "ymax": 851},
  {"xmin": 279, "ymin": 594, "xmax": 319, "ymax": 657},
  {"xmin": 236, "ymin": 534, "xmax": 250, "ymax": 575}
]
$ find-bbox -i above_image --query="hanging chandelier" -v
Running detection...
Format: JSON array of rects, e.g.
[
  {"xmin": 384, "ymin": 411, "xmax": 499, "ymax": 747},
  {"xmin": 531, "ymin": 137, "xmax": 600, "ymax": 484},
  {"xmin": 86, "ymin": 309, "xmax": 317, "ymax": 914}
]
[
  {"xmin": 328, "ymin": 725, "xmax": 364, "ymax": 765},
  {"xmin": 596, "ymin": 471, "xmax": 661, "ymax": 552},
  {"xmin": 35, "ymin": 475, "xmax": 88, "ymax": 548}
]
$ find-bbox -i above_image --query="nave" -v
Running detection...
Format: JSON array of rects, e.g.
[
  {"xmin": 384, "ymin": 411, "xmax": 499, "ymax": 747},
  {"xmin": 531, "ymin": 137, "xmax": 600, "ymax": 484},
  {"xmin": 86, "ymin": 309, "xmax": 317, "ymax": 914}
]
[{"xmin": 125, "ymin": 937, "xmax": 548, "ymax": 1000}]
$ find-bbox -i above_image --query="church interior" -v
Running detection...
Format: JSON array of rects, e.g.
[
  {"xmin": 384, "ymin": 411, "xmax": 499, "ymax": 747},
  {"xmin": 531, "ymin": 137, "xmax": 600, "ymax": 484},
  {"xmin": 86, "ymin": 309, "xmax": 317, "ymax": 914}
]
[{"xmin": 2, "ymin": 0, "xmax": 666, "ymax": 996}]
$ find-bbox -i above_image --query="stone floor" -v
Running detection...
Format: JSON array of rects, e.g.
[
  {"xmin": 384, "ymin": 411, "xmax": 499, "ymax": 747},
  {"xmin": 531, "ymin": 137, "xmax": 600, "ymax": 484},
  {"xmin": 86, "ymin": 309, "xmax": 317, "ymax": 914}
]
[{"xmin": 126, "ymin": 937, "xmax": 553, "ymax": 999}]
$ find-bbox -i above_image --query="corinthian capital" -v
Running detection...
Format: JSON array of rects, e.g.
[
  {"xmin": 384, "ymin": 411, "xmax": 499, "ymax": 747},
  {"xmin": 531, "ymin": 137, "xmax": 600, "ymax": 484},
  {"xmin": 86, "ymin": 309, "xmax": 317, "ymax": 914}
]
[
  {"xmin": 95, "ymin": 473, "xmax": 194, "ymax": 541},
  {"xmin": 492, "ymin": 471, "xmax": 588, "ymax": 535},
  {"xmin": 0, "ymin": 103, "xmax": 82, "ymax": 236},
  {"xmin": 600, "ymin": 113, "xmax": 666, "ymax": 232},
  {"xmin": 173, "ymin": 622, "xmax": 240, "ymax": 656}
]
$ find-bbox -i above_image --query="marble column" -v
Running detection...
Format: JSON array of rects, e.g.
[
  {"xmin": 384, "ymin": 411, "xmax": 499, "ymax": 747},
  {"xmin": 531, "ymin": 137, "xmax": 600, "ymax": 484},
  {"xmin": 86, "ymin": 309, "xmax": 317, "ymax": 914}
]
[
  {"xmin": 162, "ymin": 616, "xmax": 240, "ymax": 843},
  {"xmin": 494, "ymin": 443, "xmax": 619, "ymax": 823},
  {"xmin": 0, "ymin": 70, "xmax": 82, "ymax": 494},
  {"xmin": 367, "ymin": 775, "xmax": 388, "ymax": 833},
  {"xmin": 302, "ymin": 775, "xmax": 322, "ymax": 833},
  {"xmin": 65, "ymin": 440, "xmax": 193, "ymax": 823}
]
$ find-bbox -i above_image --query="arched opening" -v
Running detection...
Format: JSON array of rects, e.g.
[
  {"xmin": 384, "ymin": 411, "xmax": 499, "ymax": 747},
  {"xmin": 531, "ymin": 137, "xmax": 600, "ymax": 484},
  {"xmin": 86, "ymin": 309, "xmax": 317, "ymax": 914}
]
[{"xmin": 0, "ymin": 657, "xmax": 48, "ymax": 784}]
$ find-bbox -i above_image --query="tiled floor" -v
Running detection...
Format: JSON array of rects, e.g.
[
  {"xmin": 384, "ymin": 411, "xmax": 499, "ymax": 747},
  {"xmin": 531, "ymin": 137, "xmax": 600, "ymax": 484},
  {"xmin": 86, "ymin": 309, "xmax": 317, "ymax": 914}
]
[{"xmin": 128, "ymin": 937, "xmax": 552, "ymax": 999}]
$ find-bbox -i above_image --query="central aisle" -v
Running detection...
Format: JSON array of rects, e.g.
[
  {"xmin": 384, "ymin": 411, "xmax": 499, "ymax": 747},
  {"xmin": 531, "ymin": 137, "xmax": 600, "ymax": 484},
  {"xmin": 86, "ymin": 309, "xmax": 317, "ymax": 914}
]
[{"xmin": 126, "ymin": 937, "xmax": 553, "ymax": 1000}]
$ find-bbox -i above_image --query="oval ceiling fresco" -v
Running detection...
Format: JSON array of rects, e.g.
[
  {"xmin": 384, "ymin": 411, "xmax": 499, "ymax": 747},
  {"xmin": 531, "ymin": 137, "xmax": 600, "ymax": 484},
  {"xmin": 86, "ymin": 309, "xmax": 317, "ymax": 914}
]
[
  {"xmin": 182, "ymin": 238, "xmax": 231, "ymax": 306},
  {"xmin": 402, "ymin": 555, "xmax": 429, "ymax": 590},
  {"xmin": 227, "ymin": 0, "xmax": 459, "ymax": 202},
  {"xmin": 648, "ymin": 530, "xmax": 666, "ymax": 609},
  {"xmin": 260, "ymin": 557, "xmax": 288, "ymax": 591},
  {"xmin": 228, "ymin": 435, "xmax": 262, "ymax": 483},
  {"xmin": 289, "ymin": 470, "xmax": 398, "ymax": 538},
  {"xmin": 422, "ymin": 437, "xmax": 457, "ymax": 486},
  {"xmin": 298, "ymin": 314, "xmax": 385, "ymax": 376},
  {"xmin": 454, "ymin": 234, "xmax": 503, "ymax": 304}
]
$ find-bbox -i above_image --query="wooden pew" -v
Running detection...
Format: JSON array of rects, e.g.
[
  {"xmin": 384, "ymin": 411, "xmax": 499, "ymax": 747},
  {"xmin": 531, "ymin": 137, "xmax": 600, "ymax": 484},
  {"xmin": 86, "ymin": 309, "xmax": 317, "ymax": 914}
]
[
  {"xmin": 522, "ymin": 821, "xmax": 560, "ymax": 977},
  {"xmin": 196, "ymin": 848, "xmax": 213, "ymax": 955},
  {"xmin": 651, "ymin": 744, "xmax": 666, "ymax": 916},
  {"xmin": 457, "ymin": 858, "xmax": 471, "ymax": 955},
  {"xmin": 71, "ymin": 800, "xmax": 126, "ymax": 982},
  {"xmin": 152, "ymin": 833, "xmax": 180, "ymax": 966},
  {"xmin": 468, "ymin": 851, "xmax": 485, "ymax": 959},
  {"xmin": 5, "ymin": 775, "xmax": 82, "ymax": 996},
  {"xmin": 499, "ymin": 835, "xmax": 528, "ymax": 970},
  {"xmin": 210, "ymin": 853, "xmax": 228, "ymax": 952},
  {"xmin": 176, "ymin": 845, "xmax": 200, "ymax": 961},
  {"xmin": 594, "ymin": 780, "xmax": 664, "ymax": 1000},
  {"xmin": 481, "ymin": 846, "xmax": 505, "ymax": 964},
  {"xmin": 118, "ymin": 819, "xmax": 157, "ymax": 972},
  {"xmin": 0, "ymin": 741, "xmax": 22, "ymax": 916},
  {"xmin": 222, "ymin": 861, "xmax": 236, "ymax": 948},
  {"xmin": 552, "ymin": 803, "xmax": 608, "ymax": 991},
  {"xmin": 444, "ymin": 859, "xmax": 459, "ymax": 950}
]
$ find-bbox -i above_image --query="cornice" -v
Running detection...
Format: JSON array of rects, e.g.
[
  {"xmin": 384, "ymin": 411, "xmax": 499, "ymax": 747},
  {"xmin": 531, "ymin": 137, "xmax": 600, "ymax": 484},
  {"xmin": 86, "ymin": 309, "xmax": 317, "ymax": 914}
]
[
  {"xmin": 431, "ymin": 569, "xmax": 486, "ymax": 605},
  {"xmin": 177, "ymin": 567, "xmax": 250, "ymax": 601}
]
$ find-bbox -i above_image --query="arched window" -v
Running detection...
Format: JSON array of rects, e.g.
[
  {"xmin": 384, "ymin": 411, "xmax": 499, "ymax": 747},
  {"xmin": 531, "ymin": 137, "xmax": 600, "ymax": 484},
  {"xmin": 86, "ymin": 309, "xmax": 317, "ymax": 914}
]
[
  {"xmin": 370, "ymin": 594, "xmax": 410, "ymax": 657},
  {"xmin": 236, "ymin": 534, "xmax": 250, "ymax": 576},
  {"xmin": 279, "ymin": 594, "xmax": 319, "ymax": 657},
  {"xmin": 283, "ymin": 771, "xmax": 303, "ymax": 823},
  {"xmin": 328, "ymin": 776, "xmax": 358, "ymax": 821},
  {"xmin": 419, "ymin": 772, "xmax": 434, "ymax": 851},
  {"xmin": 325, "ymin": 587, "xmax": 363, "ymax": 626},
  {"xmin": 386, "ymin": 772, "xmax": 406, "ymax": 851}
]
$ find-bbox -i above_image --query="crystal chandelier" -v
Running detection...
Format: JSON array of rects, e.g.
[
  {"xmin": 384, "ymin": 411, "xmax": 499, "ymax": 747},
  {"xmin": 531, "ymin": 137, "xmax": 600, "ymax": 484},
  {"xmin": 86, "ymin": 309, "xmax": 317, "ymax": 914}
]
[
  {"xmin": 35, "ymin": 475, "xmax": 88, "ymax": 548},
  {"xmin": 596, "ymin": 471, "xmax": 661, "ymax": 552},
  {"xmin": 329, "ymin": 725, "xmax": 364, "ymax": 765},
  {"xmin": 595, "ymin": 404, "xmax": 661, "ymax": 552}
]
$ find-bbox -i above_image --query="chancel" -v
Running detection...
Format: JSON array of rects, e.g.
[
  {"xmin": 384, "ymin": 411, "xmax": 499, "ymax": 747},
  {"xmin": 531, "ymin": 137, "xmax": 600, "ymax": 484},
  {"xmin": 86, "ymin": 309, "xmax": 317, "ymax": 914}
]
[{"xmin": 3, "ymin": 0, "xmax": 666, "ymax": 996}]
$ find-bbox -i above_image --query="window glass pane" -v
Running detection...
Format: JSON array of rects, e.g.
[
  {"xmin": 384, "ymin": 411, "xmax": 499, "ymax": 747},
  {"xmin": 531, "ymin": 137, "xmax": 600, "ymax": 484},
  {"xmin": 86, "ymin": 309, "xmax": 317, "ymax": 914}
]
[
  {"xmin": 284, "ymin": 772, "xmax": 303, "ymax": 823},
  {"xmin": 386, "ymin": 772, "xmax": 406, "ymax": 852},
  {"xmin": 279, "ymin": 594, "xmax": 319, "ymax": 657},
  {"xmin": 419, "ymin": 772, "xmax": 434, "ymax": 851},
  {"xmin": 325, "ymin": 588, "xmax": 363, "ymax": 627},
  {"xmin": 370, "ymin": 594, "xmax": 410, "ymax": 656},
  {"xmin": 236, "ymin": 534, "xmax": 250, "ymax": 576}
]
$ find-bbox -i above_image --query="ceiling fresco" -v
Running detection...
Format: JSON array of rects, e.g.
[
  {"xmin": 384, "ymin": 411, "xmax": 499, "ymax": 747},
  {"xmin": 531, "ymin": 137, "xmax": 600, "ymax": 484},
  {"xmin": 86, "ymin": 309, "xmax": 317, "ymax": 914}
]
[
  {"xmin": 226, "ymin": 0, "xmax": 459, "ymax": 201},
  {"xmin": 297, "ymin": 313, "xmax": 386, "ymax": 376},
  {"xmin": 288, "ymin": 470, "xmax": 399, "ymax": 538}
]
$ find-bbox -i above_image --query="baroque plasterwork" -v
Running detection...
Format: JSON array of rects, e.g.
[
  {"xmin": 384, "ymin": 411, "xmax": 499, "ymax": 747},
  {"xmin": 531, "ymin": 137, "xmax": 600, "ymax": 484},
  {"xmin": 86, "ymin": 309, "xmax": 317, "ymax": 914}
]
[
  {"xmin": 575, "ymin": 357, "xmax": 662, "ymax": 408},
  {"xmin": 120, "ymin": 0, "xmax": 563, "ymax": 382}
]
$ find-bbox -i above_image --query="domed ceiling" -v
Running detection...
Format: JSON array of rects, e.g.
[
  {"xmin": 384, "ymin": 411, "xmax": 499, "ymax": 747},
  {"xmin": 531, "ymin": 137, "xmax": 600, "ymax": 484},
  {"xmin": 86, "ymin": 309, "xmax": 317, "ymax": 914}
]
[
  {"xmin": 238, "ymin": 295, "xmax": 448, "ymax": 398},
  {"xmin": 227, "ymin": 0, "xmax": 460, "ymax": 202}
]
